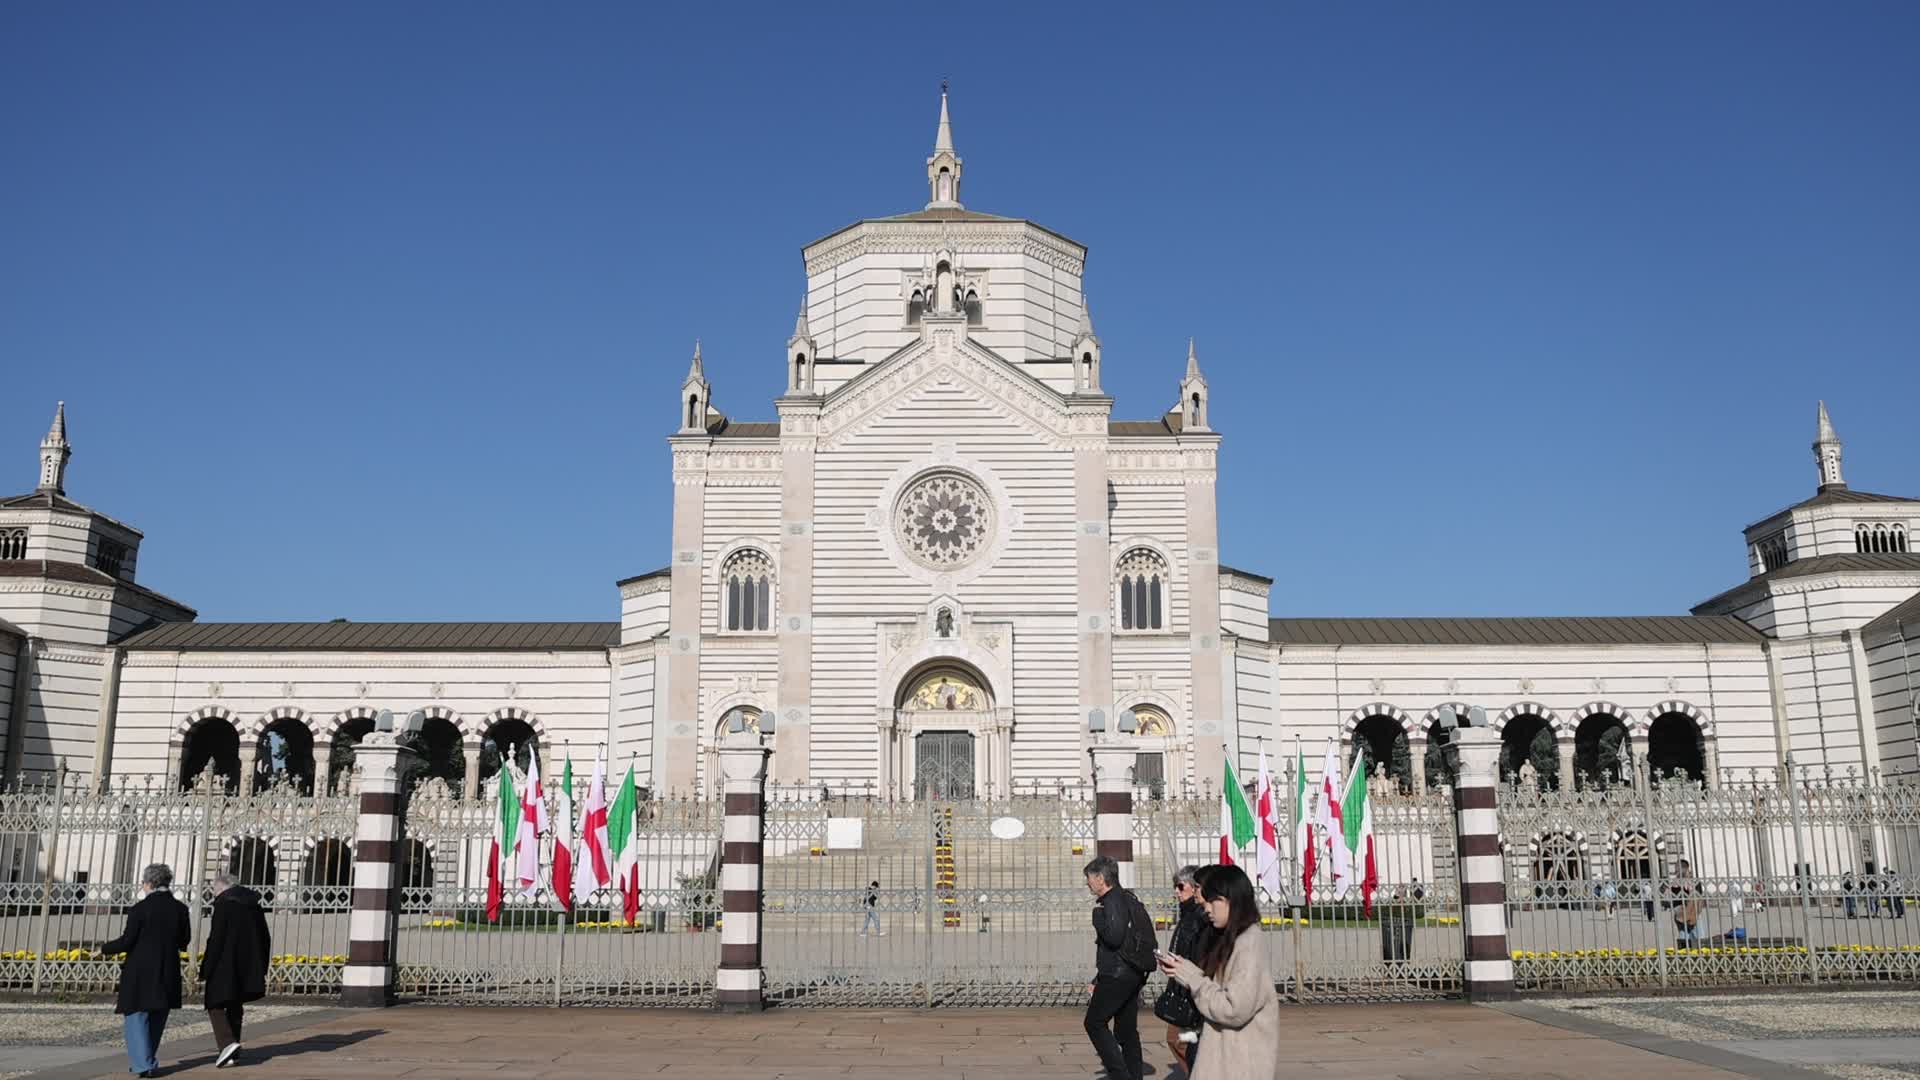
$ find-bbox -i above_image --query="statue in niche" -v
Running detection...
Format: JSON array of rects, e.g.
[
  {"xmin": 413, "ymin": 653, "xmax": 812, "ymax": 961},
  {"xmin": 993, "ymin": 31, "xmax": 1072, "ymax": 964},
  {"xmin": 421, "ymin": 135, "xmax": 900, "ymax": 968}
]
[{"xmin": 935, "ymin": 608, "xmax": 954, "ymax": 638}]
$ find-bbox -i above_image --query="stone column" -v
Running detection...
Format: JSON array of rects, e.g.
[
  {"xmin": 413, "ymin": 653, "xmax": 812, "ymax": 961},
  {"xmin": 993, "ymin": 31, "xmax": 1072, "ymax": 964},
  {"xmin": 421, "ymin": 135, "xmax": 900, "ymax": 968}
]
[
  {"xmin": 463, "ymin": 743, "xmax": 481, "ymax": 801},
  {"xmin": 1409, "ymin": 742, "xmax": 1427, "ymax": 793},
  {"xmin": 1071, "ymin": 399, "xmax": 1113, "ymax": 784},
  {"xmin": 341, "ymin": 731, "xmax": 422, "ymax": 1007},
  {"xmin": 1090, "ymin": 742, "xmax": 1136, "ymax": 890},
  {"xmin": 1450, "ymin": 723, "xmax": 1514, "ymax": 1002},
  {"xmin": 1556, "ymin": 738, "xmax": 1576, "ymax": 792},
  {"xmin": 1184, "ymin": 440, "xmax": 1226, "ymax": 788},
  {"xmin": 775, "ymin": 397, "xmax": 820, "ymax": 785},
  {"xmin": 2, "ymin": 635, "xmax": 36, "ymax": 788},
  {"xmin": 715, "ymin": 743, "xmax": 771, "ymax": 1012},
  {"xmin": 664, "ymin": 440, "xmax": 709, "ymax": 793}
]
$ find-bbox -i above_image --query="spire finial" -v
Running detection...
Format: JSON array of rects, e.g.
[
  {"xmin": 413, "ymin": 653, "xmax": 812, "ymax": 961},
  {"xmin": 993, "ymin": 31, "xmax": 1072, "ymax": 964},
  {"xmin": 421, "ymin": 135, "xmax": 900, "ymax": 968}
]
[
  {"xmin": 1813, "ymin": 399, "xmax": 1845, "ymax": 490},
  {"xmin": 792, "ymin": 300, "xmax": 811, "ymax": 341},
  {"xmin": 688, "ymin": 339, "xmax": 704, "ymax": 380},
  {"xmin": 38, "ymin": 400, "xmax": 72, "ymax": 495},
  {"xmin": 926, "ymin": 85, "xmax": 963, "ymax": 209},
  {"xmin": 1185, "ymin": 337, "xmax": 1200, "ymax": 378},
  {"xmin": 1077, "ymin": 294, "xmax": 1096, "ymax": 338}
]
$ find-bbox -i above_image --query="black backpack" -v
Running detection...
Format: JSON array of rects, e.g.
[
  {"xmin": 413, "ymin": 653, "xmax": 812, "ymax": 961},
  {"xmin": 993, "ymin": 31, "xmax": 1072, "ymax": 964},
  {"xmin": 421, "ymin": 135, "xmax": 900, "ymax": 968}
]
[{"xmin": 1116, "ymin": 889, "xmax": 1159, "ymax": 974}]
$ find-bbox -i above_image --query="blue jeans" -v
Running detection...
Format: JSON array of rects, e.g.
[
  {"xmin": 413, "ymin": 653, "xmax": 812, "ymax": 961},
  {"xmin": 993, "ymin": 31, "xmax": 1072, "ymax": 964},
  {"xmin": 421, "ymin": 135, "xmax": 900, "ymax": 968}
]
[
  {"xmin": 860, "ymin": 909, "xmax": 881, "ymax": 934},
  {"xmin": 122, "ymin": 1009, "xmax": 169, "ymax": 1073}
]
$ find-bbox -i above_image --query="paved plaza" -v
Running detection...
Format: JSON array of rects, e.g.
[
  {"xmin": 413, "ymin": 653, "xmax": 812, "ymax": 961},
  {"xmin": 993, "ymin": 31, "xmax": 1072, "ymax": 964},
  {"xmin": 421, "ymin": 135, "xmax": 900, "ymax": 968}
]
[{"xmin": 12, "ymin": 992, "xmax": 1918, "ymax": 1080}]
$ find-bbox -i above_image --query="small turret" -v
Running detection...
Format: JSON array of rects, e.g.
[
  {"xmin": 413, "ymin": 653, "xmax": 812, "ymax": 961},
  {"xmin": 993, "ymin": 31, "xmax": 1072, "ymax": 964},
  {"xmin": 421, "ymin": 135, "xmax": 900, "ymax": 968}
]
[
  {"xmin": 38, "ymin": 401, "xmax": 71, "ymax": 495},
  {"xmin": 1178, "ymin": 339, "xmax": 1209, "ymax": 431},
  {"xmin": 680, "ymin": 340, "xmax": 712, "ymax": 433},
  {"xmin": 1070, "ymin": 296, "xmax": 1102, "ymax": 393},
  {"xmin": 1814, "ymin": 400, "xmax": 1845, "ymax": 491},
  {"xmin": 787, "ymin": 302, "xmax": 817, "ymax": 395},
  {"xmin": 925, "ymin": 85, "xmax": 963, "ymax": 210}
]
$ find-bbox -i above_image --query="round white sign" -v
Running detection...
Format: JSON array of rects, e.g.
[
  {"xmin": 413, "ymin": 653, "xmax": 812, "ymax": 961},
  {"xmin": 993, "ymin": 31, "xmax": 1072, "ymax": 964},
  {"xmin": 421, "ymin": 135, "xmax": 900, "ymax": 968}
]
[{"xmin": 989, "ymin": 816, "xmax": 1026, "ymax": 840}]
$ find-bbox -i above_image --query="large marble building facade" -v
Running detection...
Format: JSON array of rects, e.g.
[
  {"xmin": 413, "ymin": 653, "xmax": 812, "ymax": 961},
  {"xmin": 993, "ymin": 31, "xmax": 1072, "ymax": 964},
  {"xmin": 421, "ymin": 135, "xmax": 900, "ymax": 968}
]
[{"xmin": 2, "ymin": 96, "xmax": 1916, "ymax": 801}]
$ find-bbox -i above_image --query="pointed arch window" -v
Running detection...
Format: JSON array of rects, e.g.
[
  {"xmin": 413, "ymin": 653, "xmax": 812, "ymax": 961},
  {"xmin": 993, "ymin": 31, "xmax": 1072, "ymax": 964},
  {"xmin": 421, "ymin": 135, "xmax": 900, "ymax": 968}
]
[
  {"xmin": 721, "ymin": 548, "xmax": 774, "ymax": 633},
  {"xmin": 1116, "ymin": 548, "xmax": 1169, "ymax": 632}
]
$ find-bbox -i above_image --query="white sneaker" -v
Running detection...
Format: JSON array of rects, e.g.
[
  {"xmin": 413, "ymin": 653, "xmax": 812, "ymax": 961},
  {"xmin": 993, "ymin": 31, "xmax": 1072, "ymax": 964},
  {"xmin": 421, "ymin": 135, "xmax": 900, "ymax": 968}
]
[{"xmin": 216, "ymin": 1043, "xmax": 240, "ymax": 1068}]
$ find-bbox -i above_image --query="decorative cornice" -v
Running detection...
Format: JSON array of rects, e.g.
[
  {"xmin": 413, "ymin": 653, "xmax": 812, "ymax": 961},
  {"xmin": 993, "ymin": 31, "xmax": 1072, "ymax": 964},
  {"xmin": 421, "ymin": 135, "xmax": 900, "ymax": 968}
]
[
  {"xmin": 123, "ymin": 653, "xmax": 612, "ymax": 671},
  {"xmin": 619, "ymin": 574, "xmax": 674, "ymax": 599},
  {"xmin": 803, "ymin": 220, "xmax": 1085, "ymax": 277}
]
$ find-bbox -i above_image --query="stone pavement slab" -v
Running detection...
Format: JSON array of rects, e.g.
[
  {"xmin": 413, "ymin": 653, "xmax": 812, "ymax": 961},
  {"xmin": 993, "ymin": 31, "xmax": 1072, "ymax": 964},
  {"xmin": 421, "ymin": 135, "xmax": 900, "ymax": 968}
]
[{"xmin": 16, "ymin": 1001, "xmax": 1776, "ymax": 1080}]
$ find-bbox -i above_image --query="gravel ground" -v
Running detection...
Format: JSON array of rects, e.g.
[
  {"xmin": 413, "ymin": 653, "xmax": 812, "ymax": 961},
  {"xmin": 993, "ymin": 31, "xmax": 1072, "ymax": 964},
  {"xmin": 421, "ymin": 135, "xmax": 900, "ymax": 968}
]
[{"xmin": 1530, "ymin": 990, "xmax": 1920, "ymax": 1078}]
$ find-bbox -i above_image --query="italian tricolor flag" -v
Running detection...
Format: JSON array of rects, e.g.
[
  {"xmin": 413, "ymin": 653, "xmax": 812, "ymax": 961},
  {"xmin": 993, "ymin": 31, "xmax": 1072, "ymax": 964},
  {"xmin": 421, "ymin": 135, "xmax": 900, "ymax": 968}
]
[
  {"xmin": 608, "ymin": 762, "xmax": 641, "ymax": 925},
  {"xmin": 1295, "ymin": 746, "xmax": 1315, "ymax": 905},
  {"xmin": 485, "ymin": 763, "xmax": 518, "ymax": 923},
  {"xmin": 1219, "ymin": 757, "xmax": 1256, "ymax": 865},
  {"xmin": 1339, "ymin": 749, "xmax": 1379, "ymax": 915},
  {"xmin": 551, "ymin": 756, "xmax": 576, "ymax": 913}
]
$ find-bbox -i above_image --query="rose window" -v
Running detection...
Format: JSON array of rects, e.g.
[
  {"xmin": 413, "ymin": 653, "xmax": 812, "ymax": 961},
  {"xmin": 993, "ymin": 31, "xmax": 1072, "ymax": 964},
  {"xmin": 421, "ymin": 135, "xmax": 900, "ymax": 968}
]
[{"xmin": 894, "ymin": 472, "xmax": 994, "ymax": 569}]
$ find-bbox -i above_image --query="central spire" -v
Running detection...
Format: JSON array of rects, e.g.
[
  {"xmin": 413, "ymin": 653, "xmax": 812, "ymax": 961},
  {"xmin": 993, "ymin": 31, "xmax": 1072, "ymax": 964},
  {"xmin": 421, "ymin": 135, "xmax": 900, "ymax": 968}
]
[
  {"xmin": 1813, "ymin": 399, "xmax": 1846, "ymax": 491},
  {"xmin": 38, "ymin": 400, "xmax": 71, "ymax": 495},
  {"xmin": 925, "ymin": 84, "xmax": 964, "ymax": 210}
]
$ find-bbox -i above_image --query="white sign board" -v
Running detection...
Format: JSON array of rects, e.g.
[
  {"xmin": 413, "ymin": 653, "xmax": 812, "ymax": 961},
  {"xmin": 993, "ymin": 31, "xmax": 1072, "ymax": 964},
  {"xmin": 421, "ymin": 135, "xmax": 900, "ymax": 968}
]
[
  {"xmin": 989, "ymin": 816, "xmax": 1026, "ymax": 840},
  {"xmin": 827, "ymin": 817, "xmax": 864, "ymax": 850}
]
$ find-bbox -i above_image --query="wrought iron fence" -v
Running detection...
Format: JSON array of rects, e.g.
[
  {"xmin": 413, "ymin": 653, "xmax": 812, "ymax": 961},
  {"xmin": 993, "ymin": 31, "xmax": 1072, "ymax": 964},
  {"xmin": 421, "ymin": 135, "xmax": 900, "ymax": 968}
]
[
  {"xmin": 393, "ymin": 780, "xmax": 722, "ymax": 1006},
  {"xmin": 760, "ymin": 781, "xmax": 1096, "ymax": 1006},
  {"xmin": 1500, "ymin": 761, "xmax": 1920, "ymax": 991},
  {"xmin": 1136, "ymin": 777, "xmax": 1463, "ymax": 1003},
  {"xmin": 0, "ymin": 765, "xmax": 357, "ymax": 997}
]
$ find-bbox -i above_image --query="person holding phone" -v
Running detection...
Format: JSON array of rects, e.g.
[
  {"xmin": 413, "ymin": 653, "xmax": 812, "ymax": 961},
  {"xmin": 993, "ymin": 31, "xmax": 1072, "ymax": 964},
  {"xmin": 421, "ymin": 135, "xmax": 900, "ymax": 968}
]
[
  {"xmin": 1155, "ymin": 865, "xmax": 1209, "ymax": 1075},
  {"xmin": 1156, "ymin": 864, "xmax": 1279, "ymax": 1080}
]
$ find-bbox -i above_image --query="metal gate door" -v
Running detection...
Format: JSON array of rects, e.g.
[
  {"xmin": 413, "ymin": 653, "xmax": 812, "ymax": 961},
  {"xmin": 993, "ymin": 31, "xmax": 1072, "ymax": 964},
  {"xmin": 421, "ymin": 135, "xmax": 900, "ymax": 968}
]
[{"xmin": 914, "ymin": 732, "xmax": 975, "ymax": 800}]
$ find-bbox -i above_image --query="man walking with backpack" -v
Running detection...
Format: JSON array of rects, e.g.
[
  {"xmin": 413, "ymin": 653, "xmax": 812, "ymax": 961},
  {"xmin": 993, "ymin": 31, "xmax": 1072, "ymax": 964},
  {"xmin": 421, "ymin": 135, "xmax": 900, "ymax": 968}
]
[{"xmin": 1084, "ymin": 855, "xmax": 1154, "ymax": 1080}]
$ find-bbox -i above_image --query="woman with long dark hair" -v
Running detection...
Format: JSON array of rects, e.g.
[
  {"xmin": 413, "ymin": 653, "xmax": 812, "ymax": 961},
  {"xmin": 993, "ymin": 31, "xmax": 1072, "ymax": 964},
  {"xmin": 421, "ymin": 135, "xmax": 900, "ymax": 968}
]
[{"xmin": 1156, "ymin": 864, "xmax": 1278, "ymax": 1080}]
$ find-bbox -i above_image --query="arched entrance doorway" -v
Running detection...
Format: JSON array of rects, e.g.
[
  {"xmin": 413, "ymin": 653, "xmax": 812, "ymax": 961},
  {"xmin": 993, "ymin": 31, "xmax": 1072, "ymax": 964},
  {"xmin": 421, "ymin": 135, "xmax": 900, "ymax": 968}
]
[
  {"xmin": 1647, "ymin": 711, "xmax": 1706, "ymax": 784},
  {"xmin": 1352, "ymin": 715, "xmax": 1413, "ymax": 794},
  {"xmin": 1573, "ymin": 713, "xmax": 1632, "ymax": 791},
  {"xmin": 1500, "ymin": 713, "xmax": 1559, "ymax": 791},
  {"xmin": 887, "ymin": 665, "xmax": 1003, "ymax": 798}
]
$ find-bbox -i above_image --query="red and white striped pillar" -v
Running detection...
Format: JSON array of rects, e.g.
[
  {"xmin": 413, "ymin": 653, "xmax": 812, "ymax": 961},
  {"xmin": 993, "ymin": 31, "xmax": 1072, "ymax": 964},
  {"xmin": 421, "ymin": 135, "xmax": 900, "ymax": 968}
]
[
  {"xmin": 715, "ymin": 743, "xmax": 771, "ymax": 1012},
  {"xmin": 341, "ymin": 731, "xmax": 420, "ymax": 1007},
  {"xmin": 1090, "ymin": 742, "xmax": 1136, "ymax": 889},
  {"xmin": 1449, "ymin": 723, "xmax": 1514, "ymax": 1001}
]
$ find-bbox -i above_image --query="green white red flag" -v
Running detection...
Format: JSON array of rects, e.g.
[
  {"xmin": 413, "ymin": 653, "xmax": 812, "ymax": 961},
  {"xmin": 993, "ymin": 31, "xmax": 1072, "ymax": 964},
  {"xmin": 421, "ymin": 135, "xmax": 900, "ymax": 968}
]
[
  {"xmin": 551, "ymin": 756, "xmax": 576, "ymax": 913},
  {"xmin": 608, "ymin": 761, "xmax": 641, "ymax": 924},
  {"xmin": 485, "ymin": 761, "xmax": 517, "ymax": 923},
  {"xmin": 1294, "ymin": 745, "xmax": 1314, "ymax": 905},
  {"xmin": 1339, "ymin": 748, "xmax": 1379, "ymax": 914},
  {"xmin": 1219, "ymin": 757, "xmax": 1256, "ymax": 865}
]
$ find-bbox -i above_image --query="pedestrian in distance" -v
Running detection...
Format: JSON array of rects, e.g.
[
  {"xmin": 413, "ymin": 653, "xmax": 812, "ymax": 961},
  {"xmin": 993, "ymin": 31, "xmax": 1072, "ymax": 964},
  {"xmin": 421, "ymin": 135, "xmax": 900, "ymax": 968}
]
[
  {"xmin": 1843, "ymin": 869, "xmax": 1859, "ymax": 919},
  {"xmin": 1082, "ymin": 854, "xmax": 1156, "ymax": 1080},
  {"xmin": 1153, "ymin": 865, "xmax": 1209, "ymax": 1077},
  {"xmin": 1670, "ymin": 859, "xmax": 1704, "ymax": 946},
  {"xmin": 201, "ymin": 871, "xmax": 271, "ymax": 1068},
  {"xmin": 1157, "ymin": 863, "xmax": 1280, "ymax": 1080},
  {"xmin": 859, "ymin": 879, "xmax": 884, "ymax": 936},
  {"xmin": 101, "ymin": 863, "xmax": 191, "ymax": 1078}
]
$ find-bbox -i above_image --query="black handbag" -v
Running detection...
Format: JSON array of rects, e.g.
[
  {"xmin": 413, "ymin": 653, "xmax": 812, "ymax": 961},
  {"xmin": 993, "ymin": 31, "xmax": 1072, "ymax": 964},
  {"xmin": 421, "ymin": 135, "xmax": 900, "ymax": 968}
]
[{"xmin": 1152, "ymin": 978, "xmax": 1200, "ymax": 1028}]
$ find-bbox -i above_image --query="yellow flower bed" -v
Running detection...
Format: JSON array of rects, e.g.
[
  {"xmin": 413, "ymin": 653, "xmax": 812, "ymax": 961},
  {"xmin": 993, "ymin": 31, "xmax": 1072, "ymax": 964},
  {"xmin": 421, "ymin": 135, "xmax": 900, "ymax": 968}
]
[{"xmin": 1512, "ymin": 945, "xmax": 1920, "ymax": 960}]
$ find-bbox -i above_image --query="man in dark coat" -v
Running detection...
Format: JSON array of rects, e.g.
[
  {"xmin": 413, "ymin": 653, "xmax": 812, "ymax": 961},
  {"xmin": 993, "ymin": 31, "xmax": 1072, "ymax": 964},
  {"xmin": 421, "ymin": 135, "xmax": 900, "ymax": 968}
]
[
  {"xmin": 101, "ymin": 863, "xmax": 191, "ymax": 1078},
  {"xmin": 201, "ymin": 871, "xmax": 271, "ymax": 1068}
]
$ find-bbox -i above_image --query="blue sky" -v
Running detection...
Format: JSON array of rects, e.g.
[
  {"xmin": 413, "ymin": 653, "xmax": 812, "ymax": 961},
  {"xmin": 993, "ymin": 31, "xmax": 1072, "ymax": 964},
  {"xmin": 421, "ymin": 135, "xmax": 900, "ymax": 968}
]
[{"xmin": 3, "ymin": 3, "xmax": 1915, "ymax": 622}]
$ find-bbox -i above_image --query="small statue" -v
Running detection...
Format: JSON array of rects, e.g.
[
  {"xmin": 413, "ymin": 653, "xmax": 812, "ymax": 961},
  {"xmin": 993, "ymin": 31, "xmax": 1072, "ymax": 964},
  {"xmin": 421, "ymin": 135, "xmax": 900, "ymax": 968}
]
[
  {"xmin": 935, "ymin": 608, "xmax": 954, "ymax": 638},
  {"xmin": 1518, "ymin": 760, "xmax": 1538, "ymax": 789}
]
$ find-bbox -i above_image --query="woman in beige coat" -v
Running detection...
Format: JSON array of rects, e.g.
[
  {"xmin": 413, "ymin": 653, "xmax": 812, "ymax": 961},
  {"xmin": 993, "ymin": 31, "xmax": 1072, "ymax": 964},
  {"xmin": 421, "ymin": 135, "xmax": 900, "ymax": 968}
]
[{"xmin": 1158, "ymin": 864, "xmax": 1279, "ymax": 1080}]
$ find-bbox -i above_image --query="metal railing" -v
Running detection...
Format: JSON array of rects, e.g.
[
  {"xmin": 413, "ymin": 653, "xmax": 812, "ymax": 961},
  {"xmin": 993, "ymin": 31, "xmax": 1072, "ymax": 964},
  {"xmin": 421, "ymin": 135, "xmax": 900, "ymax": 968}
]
[{"xmin": 1501, "ymin": 760, "xmax": 1919, "ymax": 991}]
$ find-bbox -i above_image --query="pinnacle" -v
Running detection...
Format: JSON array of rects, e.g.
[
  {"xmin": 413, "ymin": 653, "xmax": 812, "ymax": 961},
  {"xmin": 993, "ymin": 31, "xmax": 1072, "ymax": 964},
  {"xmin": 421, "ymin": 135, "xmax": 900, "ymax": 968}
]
[
  {"xmin": 934, "ymin": 86, "xmax": 954, "ymax": 155},
  {"xmin": 687, "ymin": 339, "xmax": 704, "ymax": 380},
  {"xmin": 1077, "ymin": 296, "xmax": 1097, "ymax": 339},
  {"xmin": 792, "ymin": 302, "xmax": 811, "ymax": 341},
  {"xmin": 1815, "ymin": 400, "xmax": 1839, "ymax": 445},
  {"xmin": 44, "ymin": 401, "xmax": 68, "ymax": 446},
  {"xmin": 1185, "ymin": 338, "xmax": 1201, "ymax": 379}
]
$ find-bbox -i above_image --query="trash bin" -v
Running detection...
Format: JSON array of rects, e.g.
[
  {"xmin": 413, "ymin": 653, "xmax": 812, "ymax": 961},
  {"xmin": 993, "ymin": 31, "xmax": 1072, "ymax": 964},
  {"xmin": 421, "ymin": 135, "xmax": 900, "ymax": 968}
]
[{"xmin": 1380, "ymin": 909, "xmax": 1415, "ymax": 962}]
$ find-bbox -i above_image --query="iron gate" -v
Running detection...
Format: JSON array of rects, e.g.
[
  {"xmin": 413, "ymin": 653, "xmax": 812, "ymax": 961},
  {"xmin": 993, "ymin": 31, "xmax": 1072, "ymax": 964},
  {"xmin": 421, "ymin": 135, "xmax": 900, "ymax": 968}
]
[
  {"xmin": 761, "ymin": 787, "xmax": 1094, "ymax": 1005},
  {"xmin": 914, "ymin": 732, "xmax": 975, "ymax": 800}
]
